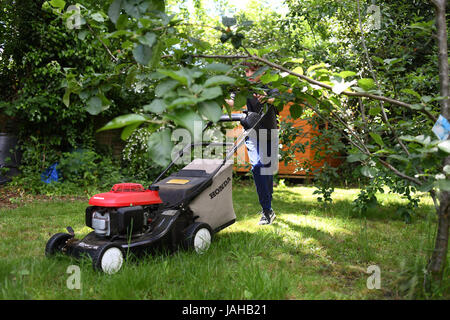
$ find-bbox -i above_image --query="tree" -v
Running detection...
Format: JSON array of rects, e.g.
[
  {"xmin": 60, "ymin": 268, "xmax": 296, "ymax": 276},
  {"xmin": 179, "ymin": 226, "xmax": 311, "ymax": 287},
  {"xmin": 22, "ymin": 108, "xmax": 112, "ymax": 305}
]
[{"xmin": 429, "ymin": 0, "xmax": 449, "ymax": 285}]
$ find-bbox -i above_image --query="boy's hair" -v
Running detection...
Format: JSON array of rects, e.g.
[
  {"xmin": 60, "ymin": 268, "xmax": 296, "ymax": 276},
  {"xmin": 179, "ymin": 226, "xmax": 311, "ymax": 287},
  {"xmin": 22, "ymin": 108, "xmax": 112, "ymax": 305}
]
[{"xmin": 241, "ymin": 61, "xmax": 263, "ymax": 70}]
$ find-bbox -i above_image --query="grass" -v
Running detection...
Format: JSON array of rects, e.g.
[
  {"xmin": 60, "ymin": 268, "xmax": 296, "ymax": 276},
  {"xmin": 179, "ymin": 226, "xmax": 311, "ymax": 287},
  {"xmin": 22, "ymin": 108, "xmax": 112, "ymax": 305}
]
[{"xmin": 0, "ymin": 181, "xmax": 448, "ymax": 300}]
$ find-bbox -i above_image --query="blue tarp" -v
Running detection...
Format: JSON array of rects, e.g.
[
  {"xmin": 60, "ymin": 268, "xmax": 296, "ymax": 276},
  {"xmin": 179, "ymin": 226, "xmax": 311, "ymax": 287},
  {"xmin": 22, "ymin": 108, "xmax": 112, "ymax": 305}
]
[{"xmin": 41, "ymin": 163, "xmax": 59, "ymax": 183}]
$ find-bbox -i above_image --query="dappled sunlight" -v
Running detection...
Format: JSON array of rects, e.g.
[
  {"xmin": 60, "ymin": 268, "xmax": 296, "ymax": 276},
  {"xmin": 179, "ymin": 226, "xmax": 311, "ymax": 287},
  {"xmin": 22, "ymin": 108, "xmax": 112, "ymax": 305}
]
[{"xmin": 279, "ymin": 214, "xmax": 353, "ymax": 237}]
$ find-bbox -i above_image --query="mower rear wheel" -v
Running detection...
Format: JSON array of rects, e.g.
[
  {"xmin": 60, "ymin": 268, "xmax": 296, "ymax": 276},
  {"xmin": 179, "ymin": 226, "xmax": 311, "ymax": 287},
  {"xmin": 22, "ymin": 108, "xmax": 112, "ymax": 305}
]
[
  {"xmin": 45, "ymin": 233, "xmax": 73, "ymax": 257},
  {"xmin": 184, "ymin": 222, "xmax": 213, "ymax": 254},
  {"xmin": 92, "ymin": 243, "xmax": 124, "ymax": 274}
]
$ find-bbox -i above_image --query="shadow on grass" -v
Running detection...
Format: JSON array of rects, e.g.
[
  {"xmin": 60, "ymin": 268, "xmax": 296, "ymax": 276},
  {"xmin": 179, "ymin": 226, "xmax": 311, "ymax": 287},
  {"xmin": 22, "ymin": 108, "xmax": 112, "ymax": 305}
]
[{"xmin": 270, "ymin": 188, "xmax": 435, "ymax": 223}]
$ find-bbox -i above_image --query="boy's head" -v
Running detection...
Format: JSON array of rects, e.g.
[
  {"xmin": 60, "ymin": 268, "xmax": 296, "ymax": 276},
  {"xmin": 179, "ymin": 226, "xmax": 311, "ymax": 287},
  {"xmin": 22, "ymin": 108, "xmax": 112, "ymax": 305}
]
[{"xmin": 242, "ymin": 61, "xmax": 263, "ymax": 82}]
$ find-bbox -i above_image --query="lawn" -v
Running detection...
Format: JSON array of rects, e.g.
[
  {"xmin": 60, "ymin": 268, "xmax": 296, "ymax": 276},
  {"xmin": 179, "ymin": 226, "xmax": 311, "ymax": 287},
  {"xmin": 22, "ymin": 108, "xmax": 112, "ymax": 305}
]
[{"xmin": 0, "ymin": 182, "xmax": 448, "ymax": 300}]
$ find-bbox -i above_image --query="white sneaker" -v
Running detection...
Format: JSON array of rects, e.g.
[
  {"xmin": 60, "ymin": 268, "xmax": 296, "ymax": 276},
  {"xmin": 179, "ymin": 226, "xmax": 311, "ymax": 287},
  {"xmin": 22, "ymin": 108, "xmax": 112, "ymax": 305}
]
[{"xmin": 258, "ymin": 210, "xmax": 276, "ymax": 225}]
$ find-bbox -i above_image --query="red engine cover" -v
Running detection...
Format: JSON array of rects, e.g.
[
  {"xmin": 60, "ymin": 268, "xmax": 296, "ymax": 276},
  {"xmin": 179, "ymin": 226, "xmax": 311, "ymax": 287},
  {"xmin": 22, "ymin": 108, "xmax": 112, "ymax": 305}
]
[{"xmin": 88, "ymin": 183, "xmax": 163, "ymax": 207}]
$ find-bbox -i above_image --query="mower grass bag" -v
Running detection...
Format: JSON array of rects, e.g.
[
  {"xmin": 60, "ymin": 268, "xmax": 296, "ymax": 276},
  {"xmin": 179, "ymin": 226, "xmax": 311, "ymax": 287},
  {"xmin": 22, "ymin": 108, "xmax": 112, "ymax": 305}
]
[{"xmin": 155, "ymin": 158, "xmax": 236, "ymax": 233}]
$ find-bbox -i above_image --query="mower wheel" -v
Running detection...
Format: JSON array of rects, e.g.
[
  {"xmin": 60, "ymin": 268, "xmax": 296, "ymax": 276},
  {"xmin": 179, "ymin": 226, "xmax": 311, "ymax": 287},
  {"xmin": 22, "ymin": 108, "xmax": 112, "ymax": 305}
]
[
  {"xmin": 184, "ymin": 222, "xmax": 213, "ymax": 254},
  {"xmin": 92, "ymin": 243, "xmax": 124, "ymax": 274},
  {"xmin": 45, "ymin": 233, "xmax": 73, "ymax": 257}
]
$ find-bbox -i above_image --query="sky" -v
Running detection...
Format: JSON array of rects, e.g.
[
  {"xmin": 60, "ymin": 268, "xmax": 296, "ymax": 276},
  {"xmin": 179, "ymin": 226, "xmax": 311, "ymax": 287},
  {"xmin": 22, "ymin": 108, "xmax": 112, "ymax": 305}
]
[
  {"xmin": 184, "ymin": 0, "xmax": 289, "ymax": 18},
  {"xmin": 218, "ymin": 0, "xmax": 288, "ymax": 14}
]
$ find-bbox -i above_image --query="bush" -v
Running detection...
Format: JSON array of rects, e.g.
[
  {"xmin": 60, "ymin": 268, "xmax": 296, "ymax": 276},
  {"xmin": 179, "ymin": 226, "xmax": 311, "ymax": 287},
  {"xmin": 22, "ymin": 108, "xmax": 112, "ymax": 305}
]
[{"xmin": 9, "ymin": 145, "xmax": 131, "ymax": 196}]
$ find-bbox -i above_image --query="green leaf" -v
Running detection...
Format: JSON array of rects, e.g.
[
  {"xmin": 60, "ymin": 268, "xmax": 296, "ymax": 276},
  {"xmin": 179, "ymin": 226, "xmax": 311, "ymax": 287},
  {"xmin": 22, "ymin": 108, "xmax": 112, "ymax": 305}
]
[
  {"xmin": 168, "ymin": 97, "xmax": 199, "ymax": 108},
  {"xmin": 436, "ymin": 179, "xmax": 450, "ymax": 191},
  {"xmin": 234, "ymin": 90, "xmax": 249, "ymax": 109},
  {"xmin": 148, "ymin": 0, "xmax": 165, "ymax": 12},
  {"xmin": 347, "ymin": 153, "xmax": 368, "ymax": 163},
  {"xmin": 289, "ymin": 104, "xmax": 303, "ymax": 119},
  {"xmin": 150, "ymin": 40, "xmax": 163, "ymax": 69},
  {"xmin": 90, "ymin": 12, "xmax": 105, "ymax": 22},
  {"xmin": 116, "ymin": 14, "xmax": 129, "ymax": 30},
  {"xmin": 147, "ymin": 129, "xmax": 174, "ymax": 167},
  {"xmin": 97, "ymin": 114, "xmax": 147, "ymax": 132},
  {"xmin": 368, "ymin": 106, "xmax": 381, "ymax": 116},
  {"xmin": 123, "ymin": 0, "xmax": 150, "ymax": 18},
  {"xmin": 189, "ymin": 37, "xmax": 211, "ymax": 50},
  {"xmin": 295, "ymin": 92, "xmax": 318, "ymax": 106},
  {"xmin": 288, "ymin": 57, "xmax": 305, "ymax": 64},
  {"xmin": 121, "ymin": 122, "xmax": 142, "ymax": 140},
  {"xmin": 292, "ymin": 66, "xmax": 304, "ymax": 75},
  {"xmin": 361, "ymin": 166, "xmax": 378, "ymax": 178},
  {"xmin": 231, "ymin": 33, "xmax": 244, "ymax": 49},
  {"xmin": 417, "ymin": 181, "xmax": 435, "ymax": 192},
  {"xmin": 50, "ymin": 0, "xmax": 66, "ymax": 9},
  {"xmin": 369, "ymin": 132, "xmax": 384, "ymax": 146},
  {"xmin": 220, "ymin": 33, "xmax": 232, "ymax": 44},
  {"xmin": 443, "ymin": 165, "xmax": 450, "ymax": 174},
  {"xmin": 357, "ymin": 78, "xmax": 376, "ymax": 91},
  {"xmin": 86, "ymin": 96, "xmax": 103, "ymax": 115},
  {"xmin": 63, "ymin": 88, "xmax": 71, "ymax": 107},
  {"xmin": 387, "ymin": 154, "xmax": 409, "ymax": 162},
  {"xmin": 200, "ymin": 86, "xmax": 223, "ymax": 100},
  {"xmin": 155, "ymin": 79, "xmax": 179, "ymax": 98},
  {"xmin": 400, "ymin": 134, "xmax": 431, "ymax": 145},
  {"xmin": 204, "ymin": 75, "xmax": 236, "ymax": 88},
  {"xmin": 108, "ymin": 0, "xmax": 122, "ymax": 24},
  {"xmin": 203, "ymin": 63, "xmax": 232, "ymax": 73},
  {"xmin": 157, "ymin": 69, "xmax": 190, "ymax": 86},
  {"xmin": 306, "ymin": 62, "xmax": 328, "ymax": 75},
  {"xmin": 438, "ymin": 140, "xmax": 450, "ymax": 153},
  {"xmin": 143, "ymin": 99, "xmax": 167, "ymax": 114},
  {"xmin": 77, "ymin": 30, "xmax": 89, "ymax": 40},
  {"xmin": 133, "ymin": 44, "xmax": 152, "ymax": 65},
  {"xmin": 260, "ymin": 72, "xmax": 279, "ymax": 84},
  {"xmin": 138, "ymin": 32, "xmax": 157, "ymax": 47},
  {"xmin": 222, "ymin": 16, "xmax": 236, "ymax": 27},
  {"xmin": 164, "ymin": 109, "xmax": 203, "ymax": 140},
  {"xmin": 336, "ymin": 71, "xmax": 356, "ymax": 79},
  {"xmin": 401, "ymin": 88, "xmax": 421, "ymax": 100},
  {"xmin": 421, "ymin": 95, "xmax": 433, "ymax": 103},
  {"xmin": 199, "ymin": 101, "xmax": 222, "ymax": 122}
]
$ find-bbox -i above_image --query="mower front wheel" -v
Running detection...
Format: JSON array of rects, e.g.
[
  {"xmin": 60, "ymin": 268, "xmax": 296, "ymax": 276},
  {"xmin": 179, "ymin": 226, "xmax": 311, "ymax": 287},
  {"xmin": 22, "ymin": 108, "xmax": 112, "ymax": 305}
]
[
  {"xmin": 184, "ymin": 222, "xmax": 213, "ymax": 254},
  {"xmin": 45, "ymin": 233, "xmax": 73, "ymax": 257},
  {"xmin": 92, "ymin": 243, "xmax": 124, "ymax": 274}
]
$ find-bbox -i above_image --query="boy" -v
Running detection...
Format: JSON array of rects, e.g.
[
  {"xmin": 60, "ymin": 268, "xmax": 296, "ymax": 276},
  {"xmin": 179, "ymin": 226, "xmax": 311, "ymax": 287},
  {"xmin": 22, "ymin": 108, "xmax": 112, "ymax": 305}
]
[{"xmin": 226, "ymin": 62, "xmax": 279, "ymax": 225}]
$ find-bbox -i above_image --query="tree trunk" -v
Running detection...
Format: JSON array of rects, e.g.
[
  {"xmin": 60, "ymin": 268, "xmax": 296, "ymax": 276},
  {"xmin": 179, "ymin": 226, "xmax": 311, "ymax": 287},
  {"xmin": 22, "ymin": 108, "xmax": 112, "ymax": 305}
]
[{"xmin": 428, "ymin": 0, "xmax": 450, "ymax": 283}]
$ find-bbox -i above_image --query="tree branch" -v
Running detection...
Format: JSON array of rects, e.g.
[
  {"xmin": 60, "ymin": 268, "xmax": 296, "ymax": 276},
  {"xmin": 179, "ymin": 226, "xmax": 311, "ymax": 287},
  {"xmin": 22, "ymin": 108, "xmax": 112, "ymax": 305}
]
[
  {"xmin": 86, "ymin": 23, "xmax": 118, "ymax": 63},
  {"xmin": 193, "ymin": 53, "xmax": 437, "ymax": 122},
  {"xmin": 309, "ymin": 101, "xmax": 424, "ymax": 186}
]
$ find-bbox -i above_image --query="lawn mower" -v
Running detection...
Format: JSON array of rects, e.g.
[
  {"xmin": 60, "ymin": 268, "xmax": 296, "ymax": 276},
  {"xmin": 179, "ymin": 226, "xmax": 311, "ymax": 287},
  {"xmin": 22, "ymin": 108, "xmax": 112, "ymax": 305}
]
[{"xmin": 45, "ymin": 111, "xmax": 264, "ymax": 274}]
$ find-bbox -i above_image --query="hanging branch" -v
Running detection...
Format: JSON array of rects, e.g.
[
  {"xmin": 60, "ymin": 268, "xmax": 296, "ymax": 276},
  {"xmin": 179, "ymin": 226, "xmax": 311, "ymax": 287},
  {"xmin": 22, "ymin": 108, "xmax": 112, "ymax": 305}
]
[
  {"xmin": 86, "ymin": 22, "xmax": 119, "ymax": 63},
  {"xmin": 192, "ymin": 53, "xmax": 438, "ymax": 122}
]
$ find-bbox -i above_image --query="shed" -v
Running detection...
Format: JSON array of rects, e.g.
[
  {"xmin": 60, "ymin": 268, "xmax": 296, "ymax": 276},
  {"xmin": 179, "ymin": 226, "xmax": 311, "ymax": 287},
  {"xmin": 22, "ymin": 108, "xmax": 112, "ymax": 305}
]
[{"xmin": 226, "ymin": 103, "xmax": 342, "ymax": 179}]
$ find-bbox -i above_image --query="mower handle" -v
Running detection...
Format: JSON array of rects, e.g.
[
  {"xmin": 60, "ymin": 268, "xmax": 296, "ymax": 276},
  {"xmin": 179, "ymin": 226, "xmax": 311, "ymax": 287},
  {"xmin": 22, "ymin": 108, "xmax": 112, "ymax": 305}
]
[{"xmin": 218, "ymin": 113, "xmax": 246, "ymax": 122}]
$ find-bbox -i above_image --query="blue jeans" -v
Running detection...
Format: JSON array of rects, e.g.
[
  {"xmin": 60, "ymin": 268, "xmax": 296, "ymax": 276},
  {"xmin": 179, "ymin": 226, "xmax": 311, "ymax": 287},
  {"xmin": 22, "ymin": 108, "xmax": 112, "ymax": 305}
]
[{"xmin": 245, "ymin": 130, "xmax": 278, "ymax": 212}]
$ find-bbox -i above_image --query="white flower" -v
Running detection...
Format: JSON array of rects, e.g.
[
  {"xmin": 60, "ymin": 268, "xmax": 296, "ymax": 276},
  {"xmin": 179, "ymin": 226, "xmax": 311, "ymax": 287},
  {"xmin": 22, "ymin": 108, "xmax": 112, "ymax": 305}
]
[{"xmin": 435, "ymin": 173, "xmax": 446, "ymax": 180}]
